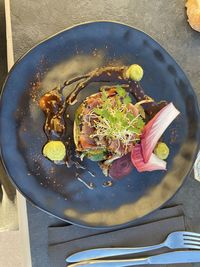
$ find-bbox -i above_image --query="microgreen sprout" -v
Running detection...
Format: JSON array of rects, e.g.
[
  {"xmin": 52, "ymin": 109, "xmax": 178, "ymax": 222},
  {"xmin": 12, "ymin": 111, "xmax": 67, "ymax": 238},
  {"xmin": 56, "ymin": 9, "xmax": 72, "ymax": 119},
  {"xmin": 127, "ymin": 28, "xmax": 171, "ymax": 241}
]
[{"xmin": 86, "ymin": 86, "xmax": 145, "ymax": 153}]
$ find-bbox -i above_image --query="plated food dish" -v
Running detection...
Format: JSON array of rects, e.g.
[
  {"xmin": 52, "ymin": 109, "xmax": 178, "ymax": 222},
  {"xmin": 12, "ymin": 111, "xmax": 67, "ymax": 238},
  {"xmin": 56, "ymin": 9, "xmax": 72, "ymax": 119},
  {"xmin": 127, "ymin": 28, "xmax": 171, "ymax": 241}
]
[
  {"xmin": 0, "ymin": 22, "xmax": 199, "ymax": 228},
  {"xmin": 39, "ymin": 64, "xmax": 180, "ymax": 180}
]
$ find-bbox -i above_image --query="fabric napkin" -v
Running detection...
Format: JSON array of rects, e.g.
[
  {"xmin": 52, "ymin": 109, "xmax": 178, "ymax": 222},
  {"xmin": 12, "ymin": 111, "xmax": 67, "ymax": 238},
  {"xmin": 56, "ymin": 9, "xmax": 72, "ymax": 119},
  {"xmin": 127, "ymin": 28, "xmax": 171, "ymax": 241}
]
[{"xmin": 48, "ymin": 205, "xmax": 192, "ymax": 267}]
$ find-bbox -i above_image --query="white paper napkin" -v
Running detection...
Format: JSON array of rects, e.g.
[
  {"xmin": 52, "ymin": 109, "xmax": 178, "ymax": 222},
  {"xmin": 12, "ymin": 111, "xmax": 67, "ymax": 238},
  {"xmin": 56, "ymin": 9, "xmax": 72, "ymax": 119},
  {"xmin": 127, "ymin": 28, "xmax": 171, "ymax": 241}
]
[{"xmin": 194, "ymin": 151, "xmax": 200, "ymax": 182}]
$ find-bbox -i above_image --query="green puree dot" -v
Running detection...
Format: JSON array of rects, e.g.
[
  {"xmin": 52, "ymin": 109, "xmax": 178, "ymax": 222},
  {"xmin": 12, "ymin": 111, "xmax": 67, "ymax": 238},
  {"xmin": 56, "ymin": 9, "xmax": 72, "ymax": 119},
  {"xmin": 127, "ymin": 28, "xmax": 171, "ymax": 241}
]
[
  {"xmin": 154, "ymin": 142, "xmax": 169, "ymax": 160},
  {"xmin": 126, "ymin": 64, "xmax": 144, "ymax": 81},
  {"xmin": 43, "ymin": 141, "xmax": 66, "ymax": 161}
]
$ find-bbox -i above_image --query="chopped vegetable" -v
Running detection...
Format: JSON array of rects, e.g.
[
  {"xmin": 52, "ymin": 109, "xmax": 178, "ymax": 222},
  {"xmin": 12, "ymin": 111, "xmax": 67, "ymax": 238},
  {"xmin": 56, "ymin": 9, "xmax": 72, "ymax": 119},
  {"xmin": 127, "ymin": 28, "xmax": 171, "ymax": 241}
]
[
  {"xmin": 131, "ymin": 144, "xmax": 166, "ymax": 172},
  {"xmin": 154, "ymin": 142, "xmax": 169, "ymax": 160},
  {"xmin": 141, "ymin": 103, "xmax": 180, "ymax": 163},
  {"xmin": 126, "ymin": 64, "xmax": 144, "ymax": 81},
  {"xmin": 109, "ymin": 153, "xmax": 133, "ymax": 179},
  {"xmin": 85, "ymin": 149, "xmax": 107, "ymax": 161},
  {"xmin": 43, "ymin": 140, "xmax": 66, "ymax": 161}
]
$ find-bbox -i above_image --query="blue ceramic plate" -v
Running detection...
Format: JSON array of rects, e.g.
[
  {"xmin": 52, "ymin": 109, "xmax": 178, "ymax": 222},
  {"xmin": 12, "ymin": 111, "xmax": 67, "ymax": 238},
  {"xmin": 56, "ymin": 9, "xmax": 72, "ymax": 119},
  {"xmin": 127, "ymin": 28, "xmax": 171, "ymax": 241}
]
[{"xmin": 0, "ymin": 22, "xmax": 199, "ymax": 228}]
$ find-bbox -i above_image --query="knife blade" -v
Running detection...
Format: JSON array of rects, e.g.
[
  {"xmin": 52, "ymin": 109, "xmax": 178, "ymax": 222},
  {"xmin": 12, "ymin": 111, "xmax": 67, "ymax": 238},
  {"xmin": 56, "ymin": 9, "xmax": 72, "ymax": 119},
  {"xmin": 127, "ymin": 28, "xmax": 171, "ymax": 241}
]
[
  {"xmin": 67, "ymin": 251, "xmax": 200, "ymax": 267},
  {"xmin": 66, "ymin": 246, "xmax": 159, "ymax": 263}
]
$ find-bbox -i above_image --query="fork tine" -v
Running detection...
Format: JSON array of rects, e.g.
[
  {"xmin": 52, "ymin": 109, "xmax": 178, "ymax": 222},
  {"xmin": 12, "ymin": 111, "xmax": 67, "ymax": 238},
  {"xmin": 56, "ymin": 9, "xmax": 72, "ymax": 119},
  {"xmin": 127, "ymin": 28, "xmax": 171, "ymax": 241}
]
[
  {"xmin": 184, "ymin": 240, "xmax": 200, "ymax": 245},
  {"xmin": 183, "ymin": 232, "xmax": 200, "ymax": 237},
  {"xmin": 184, "ymin": 236, "xmax": 200, "ymax": 241},
  {"xmin": 184, "ymin": 244, "xmax": 200, "ymax": 249}
]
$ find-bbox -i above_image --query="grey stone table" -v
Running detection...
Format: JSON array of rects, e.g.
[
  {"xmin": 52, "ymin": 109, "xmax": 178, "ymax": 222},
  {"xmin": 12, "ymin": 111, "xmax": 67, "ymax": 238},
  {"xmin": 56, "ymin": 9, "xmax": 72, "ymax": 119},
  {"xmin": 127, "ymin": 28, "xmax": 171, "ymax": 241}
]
[{"xmin": 9, "ymin": 0, "xmax": 200, "ymax": 266}]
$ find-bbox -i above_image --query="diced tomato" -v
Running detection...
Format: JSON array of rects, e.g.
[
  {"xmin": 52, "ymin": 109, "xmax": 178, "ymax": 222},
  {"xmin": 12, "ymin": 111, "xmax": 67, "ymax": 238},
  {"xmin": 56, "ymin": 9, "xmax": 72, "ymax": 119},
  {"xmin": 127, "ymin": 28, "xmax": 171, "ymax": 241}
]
[{"xmin": 107, "ymin": 87, "xmax": 117, "ymax": 96}]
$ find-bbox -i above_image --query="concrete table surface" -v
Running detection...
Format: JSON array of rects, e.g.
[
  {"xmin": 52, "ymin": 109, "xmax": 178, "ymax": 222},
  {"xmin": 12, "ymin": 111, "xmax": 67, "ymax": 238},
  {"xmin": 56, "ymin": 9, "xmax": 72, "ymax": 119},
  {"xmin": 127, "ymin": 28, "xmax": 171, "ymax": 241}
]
[{"xmin": 9, "ymin": 0, "xmax": 200, "ymax": 266}]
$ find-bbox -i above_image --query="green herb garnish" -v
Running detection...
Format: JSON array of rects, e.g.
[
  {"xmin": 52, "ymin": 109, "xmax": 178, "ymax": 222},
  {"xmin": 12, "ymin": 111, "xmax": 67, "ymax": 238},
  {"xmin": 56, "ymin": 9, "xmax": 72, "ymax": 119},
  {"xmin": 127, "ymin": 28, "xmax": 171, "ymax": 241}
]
[
  {"xmin": 116, "ymin": 85, "xmax": 126, "ymax": 97},
  {"xmin": 88, "ymin": 86, "xmax": 145, "ymax": 152},
  {"xmin": 123, "ymin": 95, "xmax": 132, "ymax": 105}
]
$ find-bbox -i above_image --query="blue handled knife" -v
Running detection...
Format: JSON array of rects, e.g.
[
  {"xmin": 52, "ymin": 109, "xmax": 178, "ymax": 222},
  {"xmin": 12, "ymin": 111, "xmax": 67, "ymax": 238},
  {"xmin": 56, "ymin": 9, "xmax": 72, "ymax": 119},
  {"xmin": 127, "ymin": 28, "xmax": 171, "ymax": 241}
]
[{"xmin": 67, "ymin": 251, "xmax": 200, "ymax": 267}]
